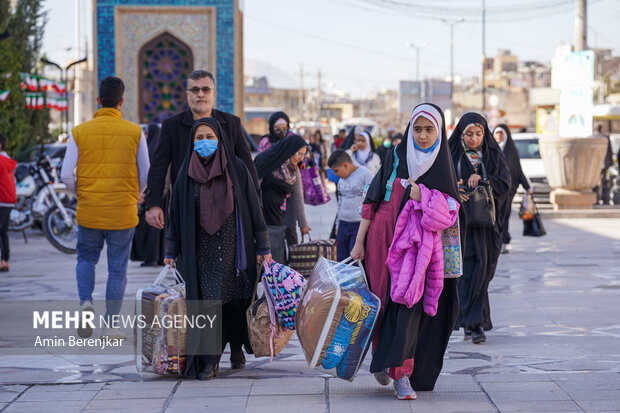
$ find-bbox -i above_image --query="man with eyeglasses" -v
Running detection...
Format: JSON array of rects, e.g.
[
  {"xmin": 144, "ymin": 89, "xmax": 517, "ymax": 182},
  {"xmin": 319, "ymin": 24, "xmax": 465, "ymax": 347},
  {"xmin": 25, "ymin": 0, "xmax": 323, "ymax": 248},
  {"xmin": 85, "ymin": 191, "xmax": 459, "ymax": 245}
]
[{"xmin": 144, "ymin": 70, "xmax": 259, "ymax": 231}]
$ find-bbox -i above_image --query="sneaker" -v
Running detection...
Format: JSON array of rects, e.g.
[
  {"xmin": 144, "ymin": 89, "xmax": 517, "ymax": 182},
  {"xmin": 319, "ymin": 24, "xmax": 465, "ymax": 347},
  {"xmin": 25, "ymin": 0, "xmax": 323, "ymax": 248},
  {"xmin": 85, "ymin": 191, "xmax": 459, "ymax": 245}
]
[
  {"xmin": 101, "ymin": 327, "xmax": 126, "ymax": 340},
  {"xmin": 78, "ymin": 301, "xmax": 94, "ymax": 338},
  {"xmin": 373, "ymin": 369, "xmax": 391, "ymax": 386},
  {"xmin": 464, "ymin": 328, "xmax": 472, "ymax": 340},
  {"xmin": 393, "ymin": 376, "xmax": 417, "ymax": 400},
  {"xmin": 501, "ymin": 244, "xmax": 510, "ymax": 254},
  {"xmin": 472, "ymin": 326, "xmax": 486, "ymax": 344}
]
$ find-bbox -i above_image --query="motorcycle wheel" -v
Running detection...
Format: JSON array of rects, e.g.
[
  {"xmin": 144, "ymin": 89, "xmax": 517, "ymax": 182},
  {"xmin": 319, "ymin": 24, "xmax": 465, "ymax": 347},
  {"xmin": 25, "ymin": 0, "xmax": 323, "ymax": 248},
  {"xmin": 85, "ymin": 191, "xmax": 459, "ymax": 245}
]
[{"xmin": 42, "ymin": 205, "xmax": 78, "ymax": 254}]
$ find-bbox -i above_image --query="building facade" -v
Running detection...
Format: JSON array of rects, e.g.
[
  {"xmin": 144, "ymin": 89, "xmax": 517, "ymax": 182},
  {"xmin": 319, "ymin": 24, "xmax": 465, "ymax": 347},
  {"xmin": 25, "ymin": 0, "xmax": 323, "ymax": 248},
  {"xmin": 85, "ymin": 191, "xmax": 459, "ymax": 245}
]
[{"xmin": 94, "ymin": 0, "xmax": 243, "ymax": 124}]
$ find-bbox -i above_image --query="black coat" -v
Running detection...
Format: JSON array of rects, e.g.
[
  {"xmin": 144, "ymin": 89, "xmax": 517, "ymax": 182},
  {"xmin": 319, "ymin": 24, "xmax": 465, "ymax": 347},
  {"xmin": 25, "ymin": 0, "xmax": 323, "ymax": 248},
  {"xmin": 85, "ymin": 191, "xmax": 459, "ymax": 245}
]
[
  {"xmin": 165, "ymin": 117, "xmax": 269, "ymax": 377},
  {"xmin": 145, "ymin": 108, "xmax": 259, "ymax": 210},
  {"xmin": 494, "ymin": 124, "xmax": 530, "ymax": 193}
]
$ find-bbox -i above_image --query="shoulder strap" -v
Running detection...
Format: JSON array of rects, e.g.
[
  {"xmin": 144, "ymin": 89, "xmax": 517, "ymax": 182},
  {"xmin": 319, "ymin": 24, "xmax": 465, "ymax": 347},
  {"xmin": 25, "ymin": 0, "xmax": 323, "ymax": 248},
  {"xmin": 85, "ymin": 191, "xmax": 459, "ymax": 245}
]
[{"xmin": 384, "ymin": 148, "xmax": 399, "ymax": 202}]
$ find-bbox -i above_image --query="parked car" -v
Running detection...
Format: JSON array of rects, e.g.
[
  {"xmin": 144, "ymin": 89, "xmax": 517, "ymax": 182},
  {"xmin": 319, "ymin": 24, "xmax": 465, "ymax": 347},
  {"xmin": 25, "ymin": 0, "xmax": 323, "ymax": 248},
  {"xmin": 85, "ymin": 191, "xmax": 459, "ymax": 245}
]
[{"xmin": 512, "ymin": 133, "xmax": 551, "ymax": 204}]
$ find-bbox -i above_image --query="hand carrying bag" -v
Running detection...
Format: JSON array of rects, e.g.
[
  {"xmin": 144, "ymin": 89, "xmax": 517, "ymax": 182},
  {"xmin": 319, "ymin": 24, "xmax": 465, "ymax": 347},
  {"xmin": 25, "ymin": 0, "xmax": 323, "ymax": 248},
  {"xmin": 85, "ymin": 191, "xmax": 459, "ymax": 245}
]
[{"xmin": 458, "ymin": 156, "xmax": 496, "ymax": 228}]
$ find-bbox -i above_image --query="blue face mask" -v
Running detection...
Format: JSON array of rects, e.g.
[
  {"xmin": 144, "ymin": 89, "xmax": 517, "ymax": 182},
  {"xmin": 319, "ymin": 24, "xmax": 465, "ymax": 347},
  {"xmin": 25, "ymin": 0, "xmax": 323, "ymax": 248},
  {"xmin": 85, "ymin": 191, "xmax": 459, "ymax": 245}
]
[
  {"xmin": 413, "ymin": 137, "xmax": 439, "ymax": 153},
  {"xmin": 194, "ymin": 139, "xmax": 218, "ymax": 157}
]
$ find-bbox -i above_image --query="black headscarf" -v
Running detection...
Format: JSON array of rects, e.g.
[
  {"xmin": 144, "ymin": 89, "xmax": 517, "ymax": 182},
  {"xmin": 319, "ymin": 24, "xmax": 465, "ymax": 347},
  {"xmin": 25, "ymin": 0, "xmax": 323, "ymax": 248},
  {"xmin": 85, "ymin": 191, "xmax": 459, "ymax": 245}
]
[
  {"xmin": 448, "ymin": 112, "xmax": 511, "ymax": 195},
  {"xmin": 493, "ymin": 124, "xmax": 530, "ymax": 192},
  {"xmin": 266, "ymin": 111, "xmax": 290, "ymax": 145},
  {"xmin": 364, "ymin": 103, "xmax": 461, "ymax": 212},
  {"xmin": 254, "ymin": 134, "xmax": 307, "ymax": 180}
]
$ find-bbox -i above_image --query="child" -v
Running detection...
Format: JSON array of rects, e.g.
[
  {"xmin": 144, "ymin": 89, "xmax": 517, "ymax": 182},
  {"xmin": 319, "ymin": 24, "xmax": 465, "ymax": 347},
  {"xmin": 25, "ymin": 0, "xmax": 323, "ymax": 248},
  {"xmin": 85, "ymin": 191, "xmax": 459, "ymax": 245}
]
[
  {"xmin": 350, "ymin": 104, "xmax": 463, "ymax": 400},
  {"xmin": 0, "ymin": 133, "xmax": 16, "ymax": 272},
  {"xmin": 327, "ymin": 150, "xmax": 373, "ymax": 261}
]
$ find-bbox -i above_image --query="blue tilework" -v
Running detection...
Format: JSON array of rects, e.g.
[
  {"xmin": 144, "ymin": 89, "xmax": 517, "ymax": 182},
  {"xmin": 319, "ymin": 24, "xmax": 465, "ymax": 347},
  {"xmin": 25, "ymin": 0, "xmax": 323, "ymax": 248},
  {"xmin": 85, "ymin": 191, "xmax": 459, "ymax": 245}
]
[{"xmin": 96, "ymin": 0, "xmax": 236, "ymax": 113}]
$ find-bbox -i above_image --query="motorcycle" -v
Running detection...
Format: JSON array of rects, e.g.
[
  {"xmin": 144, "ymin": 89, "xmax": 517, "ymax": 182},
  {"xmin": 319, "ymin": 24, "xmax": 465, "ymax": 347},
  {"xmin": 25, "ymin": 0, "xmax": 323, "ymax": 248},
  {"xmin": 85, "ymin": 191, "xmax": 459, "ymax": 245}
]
[{"xmin": 10, "ymin": 153, "xmax": 78, "ymax": 254}]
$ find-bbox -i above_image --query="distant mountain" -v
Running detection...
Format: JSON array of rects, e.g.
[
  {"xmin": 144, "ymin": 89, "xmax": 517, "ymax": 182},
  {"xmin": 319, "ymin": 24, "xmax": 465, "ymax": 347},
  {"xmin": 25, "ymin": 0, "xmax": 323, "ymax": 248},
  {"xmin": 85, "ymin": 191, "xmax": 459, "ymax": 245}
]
[{"xmin": 244, "ymin": 58, "xmax": 298, "ymax": 89}]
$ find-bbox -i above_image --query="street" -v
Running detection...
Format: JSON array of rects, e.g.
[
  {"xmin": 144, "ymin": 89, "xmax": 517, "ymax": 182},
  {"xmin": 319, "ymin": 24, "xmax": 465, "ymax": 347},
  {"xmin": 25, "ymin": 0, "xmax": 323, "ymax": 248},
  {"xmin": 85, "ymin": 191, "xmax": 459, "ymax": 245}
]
[{"xmin": 0, "ymin": 199, "xmax": 619, "ymax": 412}]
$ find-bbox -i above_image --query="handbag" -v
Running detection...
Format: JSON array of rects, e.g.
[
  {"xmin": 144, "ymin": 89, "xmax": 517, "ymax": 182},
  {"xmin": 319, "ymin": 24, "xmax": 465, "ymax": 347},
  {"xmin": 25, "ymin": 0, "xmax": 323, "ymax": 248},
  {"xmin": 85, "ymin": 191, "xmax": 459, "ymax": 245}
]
[
  {"xmin": 458, "ymin": 156, "xmax": 496, "ymax": 228},
  {"xmin": 523, "ymin": 200, "xmax": 546, "ymax": 237},
  {"xmin": 300, "ymin": 159, "xmax": 331, "ymax": 206},
  {"xmin": 288, "ymin": 234, "xmax": 337, "ymax": 277},
  {"xmin": 246, "ymin": 262, "xmax": 294, "ymax": 360}
]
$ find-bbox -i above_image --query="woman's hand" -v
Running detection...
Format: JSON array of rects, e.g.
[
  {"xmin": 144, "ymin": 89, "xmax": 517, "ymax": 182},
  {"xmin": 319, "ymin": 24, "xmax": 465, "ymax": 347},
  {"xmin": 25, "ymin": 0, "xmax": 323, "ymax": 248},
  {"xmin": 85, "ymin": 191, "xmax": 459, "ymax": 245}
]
[
  {"xmin": 527, "ymin": 188, "xmax": 533, "ymax": 195},
  {"xmin": 163, "ymin": 258, "xmax": 176, "ymax": 268},
  {"xmin": 300, "ymin": 226, "xmax": 311, "ymax": 236},
  {"xmin": 408, "ymin": 179, "xmax": 421, "ymax": 201},
  {"xmin": 350, "ymin": 144, "xmax": 358, "ymax": 152},
  {"xmin": 468, "ymin": 174, "xmax": 482, "ymax": 188},
  {"xmin": 257, "ymin": 253, "xmax": 272, "ymax": 264},
  {"xmin": 350, "ymin": 241, "xmax": 365, "ymax": 261}
]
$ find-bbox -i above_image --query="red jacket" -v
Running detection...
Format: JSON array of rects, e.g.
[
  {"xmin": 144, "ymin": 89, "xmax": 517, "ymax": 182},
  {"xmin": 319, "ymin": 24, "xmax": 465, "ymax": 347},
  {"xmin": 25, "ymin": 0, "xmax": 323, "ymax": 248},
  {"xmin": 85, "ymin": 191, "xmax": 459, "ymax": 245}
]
[{"xmin": 0, "ymin": 154, "xmax": 17, "ymax": 204}]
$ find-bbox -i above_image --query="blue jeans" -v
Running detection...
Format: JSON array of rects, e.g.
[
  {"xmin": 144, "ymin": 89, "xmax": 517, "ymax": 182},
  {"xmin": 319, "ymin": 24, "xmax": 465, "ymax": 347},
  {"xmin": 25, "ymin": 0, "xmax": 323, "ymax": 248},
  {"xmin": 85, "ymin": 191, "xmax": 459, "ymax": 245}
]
[
  {"xmin": 336, "ymin": 220, "xmax": 361, "ymax": 262},
  {"xmin": 76, "ymin": 225, "xmax": 135, "ymax": 317}
]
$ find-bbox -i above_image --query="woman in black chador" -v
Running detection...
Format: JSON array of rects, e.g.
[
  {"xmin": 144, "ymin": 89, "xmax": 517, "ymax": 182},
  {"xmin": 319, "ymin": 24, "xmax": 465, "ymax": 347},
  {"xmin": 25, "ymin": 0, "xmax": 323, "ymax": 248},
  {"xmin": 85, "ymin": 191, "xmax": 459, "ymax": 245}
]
[
  {"xmin": 492, "ymin": 124, "xmax": 532, "ymax": 252},
  {"xmin": 448, "ymin": 113, "xmax": 510, "ymax": 344},
  {"xmin": 164, "ymin": 118, "xmax": 271, "ymax": 380},
  {"xmin": 254, "ymin": 134, "xmax": 308, "ymax": 227}
]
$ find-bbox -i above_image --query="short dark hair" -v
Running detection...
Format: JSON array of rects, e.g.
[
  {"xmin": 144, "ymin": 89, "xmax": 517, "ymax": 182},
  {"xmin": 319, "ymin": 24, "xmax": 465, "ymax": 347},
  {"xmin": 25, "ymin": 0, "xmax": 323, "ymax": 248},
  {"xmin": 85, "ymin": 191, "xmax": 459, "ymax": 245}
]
[
  {"xmin": 339, "ymin": 129, "xmax": 346, "ymax": 134},
  {"xmin": 186, "ymin": 70, "xmax": 216, "ymax": 88},
  {"xmin": 0, "ymin": 133, "xmax": 6, "ymax": 151},
  {"xmin": 328, "ymin": 149, "xmax": 352, "ymax": 168},
  {"xmin": 99, "ymin": 76, "xmax": 125, "ymax": 108}
]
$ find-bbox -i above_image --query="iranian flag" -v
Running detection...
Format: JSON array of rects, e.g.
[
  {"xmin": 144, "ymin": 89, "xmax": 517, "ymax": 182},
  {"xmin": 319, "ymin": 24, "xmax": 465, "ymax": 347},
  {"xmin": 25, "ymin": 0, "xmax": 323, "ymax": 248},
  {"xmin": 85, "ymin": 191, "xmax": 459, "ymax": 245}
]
[
  {"xmin": 0, "ymin": 90, "xmax": 9, "ymax": 101},
  {"xmin": 36, "ymin": 95, "xmax": 44, "ymax": 110},
  {"xmin": 26, "ymin": 75, "xmax": 38, "ymax": 92}
]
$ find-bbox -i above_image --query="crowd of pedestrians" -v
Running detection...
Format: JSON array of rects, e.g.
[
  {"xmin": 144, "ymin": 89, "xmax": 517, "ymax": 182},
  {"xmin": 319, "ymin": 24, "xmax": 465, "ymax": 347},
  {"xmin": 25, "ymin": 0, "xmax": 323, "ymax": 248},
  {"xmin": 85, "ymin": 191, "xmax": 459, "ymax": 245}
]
[{"xmin": 54, "ymin": 69, "xmax": 538, "ymax": 399}]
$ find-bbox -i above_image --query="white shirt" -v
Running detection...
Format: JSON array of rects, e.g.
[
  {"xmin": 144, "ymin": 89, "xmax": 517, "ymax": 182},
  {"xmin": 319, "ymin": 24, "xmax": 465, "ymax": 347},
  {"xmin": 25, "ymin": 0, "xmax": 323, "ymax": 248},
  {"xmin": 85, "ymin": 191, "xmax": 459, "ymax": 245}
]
[{"xmin": 60, "ymin": 130, "xmax": 149, "ymax": 194}]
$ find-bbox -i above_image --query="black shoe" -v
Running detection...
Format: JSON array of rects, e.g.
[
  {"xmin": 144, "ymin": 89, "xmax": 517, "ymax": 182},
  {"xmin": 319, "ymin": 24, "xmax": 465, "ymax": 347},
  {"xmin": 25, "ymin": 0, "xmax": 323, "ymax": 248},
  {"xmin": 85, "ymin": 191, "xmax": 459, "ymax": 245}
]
[
  {"xmin": 472, "ymin": 326, "xmax": 486, "ymax": 344},
  {"xmin": 140, "ymin": 261, "xmax": 158, "ymax": 267},
  {"xmin": 464, "ymin": 328, "xmax": 472, "ymax": 340},
  {"xmin": 230, "ymin": 351, "xmax": 246, "ymax": 370},
  {"xmin": 197, "ymin": 363, "xmax": 219, "ymax": 380}
]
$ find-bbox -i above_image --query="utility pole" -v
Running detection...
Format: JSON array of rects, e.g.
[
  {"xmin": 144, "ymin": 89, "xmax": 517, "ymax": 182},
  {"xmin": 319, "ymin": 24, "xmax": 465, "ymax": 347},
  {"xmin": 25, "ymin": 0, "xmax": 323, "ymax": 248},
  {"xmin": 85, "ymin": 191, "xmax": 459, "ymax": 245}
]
[
  {"xmin": 74, "ymin": 0, "xmax": 81, "ymax": 127},
  {"xmin": 441, "ymin": 17, "xmax": 465, "ymax": 125},
  {"xmin": 574, "ymin": 0, "xmax": 587, "ymax": 51},
  {"xmin": 481, "ymin": 0, "xmax": 486, "ymax": 112},
  {"xmin": 316, "ymin": 69, "xmax": 321, "ymax": 121},
  {"xmin": 408, "ymin": 42, "xmax": 427, "ymax": 81},
  {"xmin": 298, "ymin": 64, "xmax": 304, "ymax": 121}
]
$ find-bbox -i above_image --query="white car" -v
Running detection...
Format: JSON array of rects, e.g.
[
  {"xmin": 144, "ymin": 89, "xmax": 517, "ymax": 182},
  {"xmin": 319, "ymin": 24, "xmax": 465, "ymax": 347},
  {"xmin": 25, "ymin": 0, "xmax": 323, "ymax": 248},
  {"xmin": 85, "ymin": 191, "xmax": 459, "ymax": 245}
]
[{"xmin": 511, "ymin": 133, "xmax": 551, "ymax": 203}]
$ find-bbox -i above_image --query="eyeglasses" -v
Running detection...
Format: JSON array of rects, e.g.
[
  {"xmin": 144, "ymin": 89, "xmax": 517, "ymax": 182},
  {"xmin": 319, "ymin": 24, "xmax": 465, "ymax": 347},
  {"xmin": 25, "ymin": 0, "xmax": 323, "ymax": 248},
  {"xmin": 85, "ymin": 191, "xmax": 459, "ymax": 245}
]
[
  {"xmin": 187, "ymin": 86, "xmax": 213, "ymax": 95},
  {"xmin": 295, "ymin": 150, "xmax": 306, "ymax": 157}
]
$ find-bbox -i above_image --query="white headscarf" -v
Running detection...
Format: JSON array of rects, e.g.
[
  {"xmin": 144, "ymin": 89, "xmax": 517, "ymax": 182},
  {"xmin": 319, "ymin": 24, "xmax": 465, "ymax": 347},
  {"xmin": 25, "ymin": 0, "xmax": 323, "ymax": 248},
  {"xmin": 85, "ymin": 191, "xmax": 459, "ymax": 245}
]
[
  {"xmin": 355, "ymin": 131, "xmax": 373, "ymax": 164},
  {"xmin": 406, "ymin": 104, "xmax": 443, "ymax": 182}
]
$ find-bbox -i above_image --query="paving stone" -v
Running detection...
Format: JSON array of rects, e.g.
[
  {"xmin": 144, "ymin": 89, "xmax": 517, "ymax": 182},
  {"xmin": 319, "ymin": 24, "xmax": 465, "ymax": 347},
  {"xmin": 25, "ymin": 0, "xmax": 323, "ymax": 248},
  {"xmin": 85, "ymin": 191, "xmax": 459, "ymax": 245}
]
[
  {"xmin": 246, "ymin": 394, "xmax": 325, "ymax": 411},
  {"xmin": 491, "ymin": 400, "xmax": 583, "ymax": 411},
  {"xmin": 93, "ymin": 388, "xmax": 174, "ymax": 400},
  {"xmin": 165, "ymin": 396, "xmax": 247, "ymax": 412},
  {"xmin": 481, "ymin": 381, "xmax": 563, "ymax": 392},
  {"xmin": 102, "ymin": 380, "xmax": 177, "ymax": 390},
  {"xmin": 486, "ymin": 390, "xmax": 571, "ymax": 403},
  {"xmin": 4, "ymin": 400, "xmax": 88, "ymax": 413},
  {"xmin": 408, "ymin": 392, "xmax": 497, "ymax": 412},
  {"xmin": 329, "ymin": 394, "xmax": 412, "ymax": 412},
  {"xmin": 84, "ymin": 397, "xmax": 166, "ymax": 411},
  {"xmin": 564, "ymin": 389, "xmax": 620, "ymax": 401},
  {"xmin": 576, "ymin": 399, "xmax": 620, "ymax": 411},
  {"xmin": 432, "ymin": 375, "xmax": 482, "ymax": 392},
  {"xmin": 173, "ymin": 385, "xmax": 251, "ymax": 398},
  {"xmin": 0, "ymin": 385, "xmax": 28, "ymax": 402},
  {"xmin": 18, "ymin": 390, "xmax": 98, "ymax": 402}
]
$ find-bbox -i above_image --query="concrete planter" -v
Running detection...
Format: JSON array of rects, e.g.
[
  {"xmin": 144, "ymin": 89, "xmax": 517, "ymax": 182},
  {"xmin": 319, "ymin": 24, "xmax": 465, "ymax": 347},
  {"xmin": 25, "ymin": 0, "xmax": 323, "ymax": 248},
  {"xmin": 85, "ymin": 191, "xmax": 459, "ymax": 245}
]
[{"xmin": 538, "ymin": 137, "xmax": 608, "ymax": 210}]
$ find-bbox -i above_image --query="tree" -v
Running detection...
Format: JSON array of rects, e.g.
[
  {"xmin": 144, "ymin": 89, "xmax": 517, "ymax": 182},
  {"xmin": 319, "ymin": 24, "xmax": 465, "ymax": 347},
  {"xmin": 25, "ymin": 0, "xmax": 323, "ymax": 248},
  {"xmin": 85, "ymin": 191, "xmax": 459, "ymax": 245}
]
[{"xmin": 0, "ymin": 0, "xmax": 49, "ymax": 156}]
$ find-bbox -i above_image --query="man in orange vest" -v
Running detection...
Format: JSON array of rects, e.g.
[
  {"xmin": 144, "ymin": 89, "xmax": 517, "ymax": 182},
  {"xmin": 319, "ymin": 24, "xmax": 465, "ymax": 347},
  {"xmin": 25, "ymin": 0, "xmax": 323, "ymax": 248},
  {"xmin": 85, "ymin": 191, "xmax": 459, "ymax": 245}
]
[{"xmin": 61, "ymin": 76, "xmax": 149, "ymax": 339}]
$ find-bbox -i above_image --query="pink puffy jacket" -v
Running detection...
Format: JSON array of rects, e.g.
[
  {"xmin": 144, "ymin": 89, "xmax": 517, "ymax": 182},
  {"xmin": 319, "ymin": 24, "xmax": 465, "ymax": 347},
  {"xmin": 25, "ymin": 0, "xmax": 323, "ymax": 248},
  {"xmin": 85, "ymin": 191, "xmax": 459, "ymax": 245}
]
[{"xmin": 386, "ymin": 184, "xmax": 459, "ymax": 315}]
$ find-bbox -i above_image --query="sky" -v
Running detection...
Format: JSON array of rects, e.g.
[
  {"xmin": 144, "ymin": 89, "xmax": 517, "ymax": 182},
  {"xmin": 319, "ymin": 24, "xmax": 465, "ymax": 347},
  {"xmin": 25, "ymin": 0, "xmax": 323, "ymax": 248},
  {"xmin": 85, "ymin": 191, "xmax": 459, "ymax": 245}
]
[{"xmin": 42, "ymin": 0, "xmax": 620, "ymax": 97}]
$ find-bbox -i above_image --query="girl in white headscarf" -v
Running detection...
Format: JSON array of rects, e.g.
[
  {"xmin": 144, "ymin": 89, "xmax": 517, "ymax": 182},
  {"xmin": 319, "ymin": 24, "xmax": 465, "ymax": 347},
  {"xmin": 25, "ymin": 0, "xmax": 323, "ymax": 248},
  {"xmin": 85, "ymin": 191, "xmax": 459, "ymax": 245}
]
[{"xmin": 346, "ymin": 131, "xmax": 381, "ymax": 175}]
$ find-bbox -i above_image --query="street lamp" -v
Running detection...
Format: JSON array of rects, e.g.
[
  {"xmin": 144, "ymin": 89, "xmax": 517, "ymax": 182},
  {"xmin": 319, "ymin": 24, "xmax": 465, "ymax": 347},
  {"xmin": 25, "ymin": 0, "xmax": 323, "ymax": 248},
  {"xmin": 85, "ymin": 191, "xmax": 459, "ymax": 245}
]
[
  {"xmin": 407, "ymin": 41, "xmax": 428, "ymax": 81},
  {"xmin": 440, "ymin": 17, "xmax": 465, "ymax": 125},
  {"xmin": 40, "ymin": 56, "xmax": 88, "ymax": 137}
]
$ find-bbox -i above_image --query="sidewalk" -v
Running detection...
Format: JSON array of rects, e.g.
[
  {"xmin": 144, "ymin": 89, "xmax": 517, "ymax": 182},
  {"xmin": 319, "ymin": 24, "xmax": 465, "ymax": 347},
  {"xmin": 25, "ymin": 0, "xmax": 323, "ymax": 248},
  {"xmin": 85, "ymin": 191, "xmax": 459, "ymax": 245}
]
[{"xmin": 1, "ymin": 199, "xmax": 619, "ymax": 412}]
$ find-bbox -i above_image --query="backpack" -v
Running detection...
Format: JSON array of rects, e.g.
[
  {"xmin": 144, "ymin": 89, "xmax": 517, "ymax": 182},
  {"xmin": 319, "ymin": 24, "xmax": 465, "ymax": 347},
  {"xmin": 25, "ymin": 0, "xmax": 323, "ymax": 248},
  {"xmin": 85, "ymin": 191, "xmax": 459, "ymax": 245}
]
[{"xmin": 261, "ymin": 260, "xmax": 307, "ymax": 330}]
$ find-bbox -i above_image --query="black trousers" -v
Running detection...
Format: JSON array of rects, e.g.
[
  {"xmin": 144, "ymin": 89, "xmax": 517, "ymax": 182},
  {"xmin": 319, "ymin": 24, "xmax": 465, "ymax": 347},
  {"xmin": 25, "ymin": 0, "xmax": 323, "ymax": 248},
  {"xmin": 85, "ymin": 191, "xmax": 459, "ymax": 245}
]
[{"xmin": 0, "ymin": 207, "xmax": 10, "ymax": 261}]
